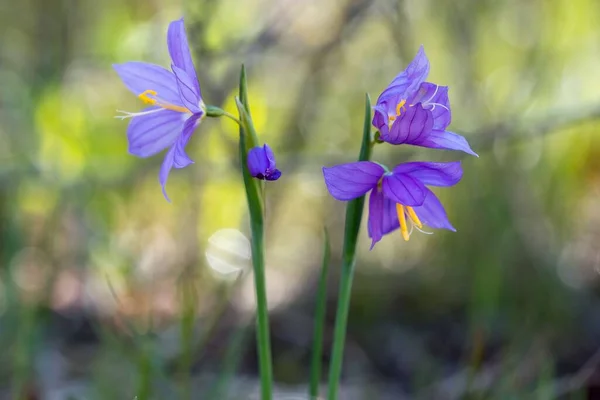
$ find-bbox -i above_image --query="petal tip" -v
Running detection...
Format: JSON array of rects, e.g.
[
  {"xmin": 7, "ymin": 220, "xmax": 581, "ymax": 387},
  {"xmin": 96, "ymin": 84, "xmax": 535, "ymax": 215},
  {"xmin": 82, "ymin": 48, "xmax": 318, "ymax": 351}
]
[{"xmin": 161, "ymin": 185, "xmax": 172, "ymax": 203}]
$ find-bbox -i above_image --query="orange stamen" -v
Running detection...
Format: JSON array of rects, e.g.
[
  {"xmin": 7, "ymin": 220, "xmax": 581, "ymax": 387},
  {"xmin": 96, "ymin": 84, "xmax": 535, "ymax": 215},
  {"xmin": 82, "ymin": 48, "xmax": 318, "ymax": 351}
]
[
  {"xmin": 406, "ymin": 206, "xmax": 422, "ymax": 229},
  {"xmin": 389, "ymin": 99, "xmax": 407, "ymax": 122},
  {"xmin": 396, "ymin": 204, "xmax": 410, "ymax": 241},
  {"xmin": 138, "ymin": 90, "xmax": 191, "ymax": 114}
]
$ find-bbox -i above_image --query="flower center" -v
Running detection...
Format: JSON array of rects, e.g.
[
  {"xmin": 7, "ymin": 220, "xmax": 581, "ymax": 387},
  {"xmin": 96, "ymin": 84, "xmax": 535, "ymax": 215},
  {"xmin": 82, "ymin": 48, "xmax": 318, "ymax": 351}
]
[
  {"xmin": 388, "ymin": 99, "xmax": 407, "ymax": 122},
  {"xmin": 396, "ymin": 204, "xmax": 422, "ymax": 241},
  {"xmin": 138, "ymin": 90, "xmax": 191, "ymax": 114}
]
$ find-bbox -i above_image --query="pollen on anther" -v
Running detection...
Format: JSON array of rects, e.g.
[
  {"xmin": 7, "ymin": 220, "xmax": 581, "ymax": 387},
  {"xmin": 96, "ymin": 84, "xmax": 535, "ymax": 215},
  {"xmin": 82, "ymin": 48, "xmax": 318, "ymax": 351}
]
[
  {"xmin": 395, "ymin": 99, "xmax": 407, "ymax": 116},
  {"xmin": 138, "ymin": 90, "xmax": 158, "ymax": 105}
]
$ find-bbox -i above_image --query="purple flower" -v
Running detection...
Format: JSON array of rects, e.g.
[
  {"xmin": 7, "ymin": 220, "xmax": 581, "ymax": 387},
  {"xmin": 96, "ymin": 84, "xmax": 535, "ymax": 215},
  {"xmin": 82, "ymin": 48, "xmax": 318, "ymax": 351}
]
[
  {"xmin": 323, "ymin": 161, "xmax": 462, "ymax": 248},
  {"xmin": 113, "ymin": 18, "xmax": 204, "ymax": 201},
  {"xmin": 247, "ymin": 144, "xmax": 281, "ymax": 181},
  {"xmin": 372, "ymin": 46, "xmax": 477, "ymax": 157}
]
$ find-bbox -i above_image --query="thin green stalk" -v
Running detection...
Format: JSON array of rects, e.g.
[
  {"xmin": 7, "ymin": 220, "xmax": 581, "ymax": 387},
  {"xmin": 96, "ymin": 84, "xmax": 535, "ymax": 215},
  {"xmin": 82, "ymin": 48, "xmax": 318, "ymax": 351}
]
[
  {"xmin": 236, "ymin": 65, "xmax": 273, "ymax": 400},
  {"xmin": 135, "ymin": 338, "xmax": 153, "ymax": 400},
  {"xmin": 327, "ymin": 94, "xmax": 373, "ymax": 400},
  {"xmin": 309, "ymin": 228, "xmax": 331, "ymax": 399},
  {"xmin": 178, "ymin": 275, "xmax": 197, "ymax": 400}
]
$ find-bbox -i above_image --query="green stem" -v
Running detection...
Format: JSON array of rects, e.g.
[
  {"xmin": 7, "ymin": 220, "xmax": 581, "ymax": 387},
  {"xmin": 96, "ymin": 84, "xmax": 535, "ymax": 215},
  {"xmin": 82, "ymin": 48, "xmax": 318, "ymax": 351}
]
[
  {"xmin": 236, "ymin": 65, "xmax": 273, "ymax": 400},
  {"xmin": 309, "ymin": 228, "xmax": 331, "ymax": 399},
  {"xmin": 135, "ymin": 339, "xmax": 152, "ymax": 400},
  {"xmin": 178, "ymin": 276, "xmax": 196, "ymax": 400},
  {"xmin": 223, "ymin": 111, "xmax": 240, "ymax": 124},
  {"xmin": 327, "ymin": 94, "xmax": 373, "ymax": 400},
  {"xmin": 251, "ymin": 224, "xmax": 273, "ymax": 400}
]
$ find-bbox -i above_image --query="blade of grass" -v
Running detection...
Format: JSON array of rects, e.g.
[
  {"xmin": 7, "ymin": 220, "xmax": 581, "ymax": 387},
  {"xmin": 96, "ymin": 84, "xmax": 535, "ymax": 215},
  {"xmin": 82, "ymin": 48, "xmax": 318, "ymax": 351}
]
[
  {"xmin": 327, "ymin": 94, "xmax": 373, "ymax": 400},
  {"xmin": 178, "ymin": 274, "xmax": 197, "ymax": 400},
  {"xmin": 309, "ymin": 228, "xmax": 331, "ymax": 399},
  {"xmin": 135, "ymin": 338, "xmax": 153, "ymax": 400},
  {"xmin": 236, "ymin": 65, "xmax": 273, "ymax": 400},
  {"xmin": 206, "ymin": 315, "xmax": 255, "ymax": 399}
]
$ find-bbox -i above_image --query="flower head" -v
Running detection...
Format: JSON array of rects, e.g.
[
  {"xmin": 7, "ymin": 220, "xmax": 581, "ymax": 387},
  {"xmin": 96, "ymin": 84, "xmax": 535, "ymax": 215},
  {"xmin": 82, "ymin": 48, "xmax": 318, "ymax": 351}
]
[
  {"xmin": 247, "ymin": 144, "xmax": 281, "ymax": 181},
  {"xmin": 323, "ymin": 160, "xmax": 462, "ymax": 248},
  {"xmin": 372, "ymin": 46, "xmax": 477, "ymax": 156},
  {"xmin": 113, "ymin": 18, "xmax": 204, "ymax": 201}
]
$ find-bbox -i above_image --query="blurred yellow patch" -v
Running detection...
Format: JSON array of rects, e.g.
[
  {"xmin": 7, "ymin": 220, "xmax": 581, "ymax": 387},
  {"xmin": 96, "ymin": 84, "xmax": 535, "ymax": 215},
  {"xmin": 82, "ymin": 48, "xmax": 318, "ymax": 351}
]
[
  {"xmin": 220, "ymin": 86, "xmax": 268, "ymax": 137},
  {"xmin": 199, "ymin": 179, "xmax": 245, "ymax": 239},
  {"xmin": 36, "ymin": 88, "xmax": 88, "ymax": 183}
]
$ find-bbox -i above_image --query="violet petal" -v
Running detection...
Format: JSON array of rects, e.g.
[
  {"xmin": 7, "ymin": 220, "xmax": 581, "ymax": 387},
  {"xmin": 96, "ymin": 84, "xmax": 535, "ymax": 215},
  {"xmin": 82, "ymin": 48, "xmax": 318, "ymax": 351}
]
[
  {"xmin": 113, "ymin": 62, "xmax": 182, "ymax": 106},
  {"xmin": 381, "ymin": 172, "xmax": 427, "ymax": 206},
  {"xmin": 167, "ymin": 18, "xmax": 201, "ymax": 96},
  {"xmin": 392, "ymin": 161, "xmax": 463, "ymax": 187},
  {"xmin": 127, "ymin": 108, "xmax": 185, "ymax": 157},
  {"xmin": 322, "ymin": 161, "xmax": 385, "ymax": 201},
  {"xmin": 412, "ymin": 188, "xmax": 456, "ymax": 231}
]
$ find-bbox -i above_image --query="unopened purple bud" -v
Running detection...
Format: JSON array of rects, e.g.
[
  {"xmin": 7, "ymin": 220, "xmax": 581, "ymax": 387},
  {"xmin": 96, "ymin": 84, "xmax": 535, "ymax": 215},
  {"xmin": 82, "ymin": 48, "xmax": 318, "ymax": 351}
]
[{"xmin": 247, "ymin": 144, "xmax": 281, "ymax": 181}]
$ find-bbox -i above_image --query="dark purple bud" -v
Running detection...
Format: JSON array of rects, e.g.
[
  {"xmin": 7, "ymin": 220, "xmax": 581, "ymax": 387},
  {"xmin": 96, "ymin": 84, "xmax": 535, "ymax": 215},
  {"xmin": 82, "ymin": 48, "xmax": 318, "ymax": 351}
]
[{"xmin": 247, "ymin": 144, "xmax": 281, "ymax": 181}]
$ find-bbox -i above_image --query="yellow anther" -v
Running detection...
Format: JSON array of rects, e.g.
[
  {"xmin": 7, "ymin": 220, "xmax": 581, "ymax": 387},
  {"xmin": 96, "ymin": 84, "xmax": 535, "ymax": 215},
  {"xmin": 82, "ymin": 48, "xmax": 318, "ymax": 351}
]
[
  {"xmin": 389, "ymin": 99, "xmax": 407, "ymax": 122},
  {"xmin": 406, "ymin": 206, "xmax": 422, "ymax": 229},
  {"xmin": 395, "ymin": 99, "xmax": 406, "ymax": 116},
  {"xmin": 396, "ymin": 204, "xmax": 410, "ymax": 241},
  {"xmin": 138, "ymin": 90, "xmax": 158, "ymax": 105},
  {"xmin": 137, "ymin": 89, "xmax": 191, "ymax": 114}
]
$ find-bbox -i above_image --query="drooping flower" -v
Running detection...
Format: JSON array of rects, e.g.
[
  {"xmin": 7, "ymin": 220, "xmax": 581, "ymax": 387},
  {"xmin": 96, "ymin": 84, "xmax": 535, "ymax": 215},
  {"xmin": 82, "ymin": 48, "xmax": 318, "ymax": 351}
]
[
  {"xmin": 113, "ymin": 18, "xmax": 204, "ymax": 201},
  {"xmin": 247, "ymin": 144, "xmax": 281, "ymax": 181},
  {"xmin": 372, "ymin": 46, "xmax": 477, "ymax": 156},
  {"xmin": 323, "ymin": 160, "xmax": 462, "ymax": 248}
]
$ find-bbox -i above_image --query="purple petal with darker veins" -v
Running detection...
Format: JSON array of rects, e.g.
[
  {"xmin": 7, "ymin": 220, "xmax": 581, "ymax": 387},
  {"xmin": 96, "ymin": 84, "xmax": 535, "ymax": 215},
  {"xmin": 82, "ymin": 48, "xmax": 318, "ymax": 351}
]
[
  {"xmin": 264, "ymin": 144, "xmax": 277, "ymax": 171},
  {"xmin": 159, "ymin": 145, "xmax": 176, "ymax": 202},
  {"xmin": 375, "ymin": 46, "xmax": 430, "ymax": 116},
  {"xmin": 247, "ymin": 146, "xmax": 270, "ymax": 178},
  {"xmin": 158, "ymin": 113, "xmax": 201, "ymax": 202},
  {"xmin": 412, "ymin": 188, "xmax": 455, "ymax": 231},
  {"xmin": 127, "ymin": 108, "xmax": 185, "ymax": 157},
  {"xmin": 167, "ymin": 18, "xmax": 201, "ymax": 96},
  {"xmin": 381, "ymin": 172, "xmax": 427, "ymax": 206},
  {"xmin": 172, "ymin": 65, "xmax": 201, "ymax": 114},
  {"xmin": 372, "ymin": 105, "xmax": 390, "ymax": 134},
  {"xmin": 113, "ymin": 62, "xmax": 182, "ymax": 106},
  {"xmin": 173, "ymin": 113, "xmax": 202, "ymax": 168},
  {"xmin": 367, "ymin": 189, "xmax": 385, "ymax": 249},
  {"xmin": 322, "ymin": 161, "xmax": 385, "ymax": 201},
  {"xmin": 413, "ymin": 129, "xmax": 478, "ymax": 156},
  {"xmin": 407, "ymin": 82, "xmax": 451, "ymax": 130},
  {"xmin": 392, "ymin": 161, "xmax": 463, "ymax": 187},
  {"xmin": 381, "ymin": 196, "xmax": 400, "ymax": 236},
  {"xmin": 382, "ymin": 103, "xmax": 433, "ymax": 145}
]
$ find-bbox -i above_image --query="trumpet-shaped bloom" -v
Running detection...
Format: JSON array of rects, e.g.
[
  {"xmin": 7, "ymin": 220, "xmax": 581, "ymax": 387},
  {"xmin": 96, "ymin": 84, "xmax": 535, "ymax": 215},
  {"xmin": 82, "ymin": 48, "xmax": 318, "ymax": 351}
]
[
  {"xmin": 372, "ymin": 46, "xmax": 477, "ymax": 157},
  {"xmin": 323, "ymin": 160, "xmax": 462, "ymax": 248},
  {"xmin": 247, "ymin": 144, "xmax": 281, "ymax": 181},
  {"xmin": 113, "ymin": 18, "xmax": 204, "ymax": 201}
]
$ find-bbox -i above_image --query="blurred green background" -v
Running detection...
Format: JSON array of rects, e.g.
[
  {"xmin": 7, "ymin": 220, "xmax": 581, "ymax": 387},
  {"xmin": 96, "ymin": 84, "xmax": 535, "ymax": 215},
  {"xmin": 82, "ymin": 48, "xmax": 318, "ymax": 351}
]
[{"xmin": 2, "ymin": 0, "xmax": 600, "ymax": 398}]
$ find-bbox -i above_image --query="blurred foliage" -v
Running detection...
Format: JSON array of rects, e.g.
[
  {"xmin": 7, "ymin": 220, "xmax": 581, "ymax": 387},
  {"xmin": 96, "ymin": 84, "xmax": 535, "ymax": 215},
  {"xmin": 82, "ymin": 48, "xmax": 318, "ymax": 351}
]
[{"xmin": 1, "ymin": 0, "xmax": 600, "ymax": 398}]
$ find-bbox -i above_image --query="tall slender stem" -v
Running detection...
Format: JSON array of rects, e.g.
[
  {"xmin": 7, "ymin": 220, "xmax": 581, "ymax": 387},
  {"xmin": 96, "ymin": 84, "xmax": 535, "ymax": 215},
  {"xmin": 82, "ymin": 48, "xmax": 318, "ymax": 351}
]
[
  {"xmin": 309, "ymin": 228, "xmax": 331, "ymax": 399},
  {"xmin": 251, "ymin": 219, "xmax": 273, "ymax": 400},
  {"xmin": 327, "ymin": 94, "xmax": 373, "ymax": 400},
  {"xmin": 236, "ymin": 65, "xmax": 273, "ymax": 400},
  {"xmin": 326, "ymin": 250, "xmax": 356, "ymax": 400}
]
